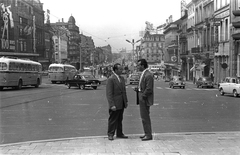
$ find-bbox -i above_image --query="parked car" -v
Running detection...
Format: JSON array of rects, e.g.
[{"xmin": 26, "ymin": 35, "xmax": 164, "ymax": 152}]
[
  {"xmin": 169, "ymin": 76, "xmax": 185, "ymax": 89},
  {"xmin": 196, "ymin": 77, "xmax": 214, "ymax": 88},
  {"xmin": 218, "ymin": 77, "xmax": 240, "ymax": 97},
  {"xmin": 65, "ymin": 74, "xmax": 101, "ymax": 89},
  {"xmin": 129, "ymin": 73, "xmax": 140, "ymax": 85}
]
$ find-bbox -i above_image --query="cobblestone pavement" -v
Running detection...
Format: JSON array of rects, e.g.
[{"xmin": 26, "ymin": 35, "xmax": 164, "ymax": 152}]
[{"xmin": 0, "ymin": 132, "xmax": 240, "ymax": 155}]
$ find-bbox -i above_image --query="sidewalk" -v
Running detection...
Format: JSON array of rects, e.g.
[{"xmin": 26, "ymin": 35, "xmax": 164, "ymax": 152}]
[{"xmin": 0, "ymin": 132, "xmax": 239, "ymax": 155}]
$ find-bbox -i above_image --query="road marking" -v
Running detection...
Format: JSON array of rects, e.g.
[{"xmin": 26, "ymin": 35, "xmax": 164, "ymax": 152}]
[{"xmin": 156, "ymin": 87, "xmax": 162, "ymax": 89}]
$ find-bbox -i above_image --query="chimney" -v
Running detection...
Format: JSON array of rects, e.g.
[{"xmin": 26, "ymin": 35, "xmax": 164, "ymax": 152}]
[{"xmin": 62, "ymin": 18, "xmax": 64, "ymax": 22}]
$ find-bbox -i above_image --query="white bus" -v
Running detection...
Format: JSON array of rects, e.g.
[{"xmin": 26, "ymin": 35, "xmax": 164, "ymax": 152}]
[
  {"xmin": 48, "ymin": 63, "xmax": 77, "ymax": 84},
  {"xmin": 0, "ymin": 56, "xmax": 42, "ymax": 90}
]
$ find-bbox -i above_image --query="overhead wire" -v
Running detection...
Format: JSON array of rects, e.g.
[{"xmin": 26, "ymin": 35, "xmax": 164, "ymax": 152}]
[{"xmin": 47, "ymin": 11, "xmax": 134, "ymax": 52}]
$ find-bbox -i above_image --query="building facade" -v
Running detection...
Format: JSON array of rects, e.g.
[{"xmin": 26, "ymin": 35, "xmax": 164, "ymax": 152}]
[
  {"xmin": 140, "ymin": 31, "xmax": 165, "ymax": 65},
  {"xmin": 230, "ymin": 0, "xmax": 240, "ymax": 78},
  {"xmin": 213, "ymin": 0, "xmax": 230, "ymax": 84},
  {"xmin": 0, "ymin": 0, "xmax": 44, "ymax": 61}
]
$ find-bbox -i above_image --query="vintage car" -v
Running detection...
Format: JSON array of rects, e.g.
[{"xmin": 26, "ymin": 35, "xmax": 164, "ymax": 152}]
[
  {"xmin": 169, "ymin": 76, "xmax": 185, "ymax": 89},
  {"xmin": 65, "ymin": 74, "xmax": 101, "ymax": 90},
  {"xmin": 196, "ymin": 77, "xmax": 214, "ymax": 88},
  {"xmin": 218, "ymin": 77, "xmax": 240, "ymax": 97},
  {"xmin": 129, "ymin": 73, "xmax": 140, "ymax": 85}
]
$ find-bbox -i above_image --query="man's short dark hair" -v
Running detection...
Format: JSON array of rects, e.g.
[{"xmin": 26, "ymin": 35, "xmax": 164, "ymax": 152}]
[
  {"xmin": 113, "ymin": 63, "xmax": 121, "ymax": 71},
  {"xmin": 137, "ymin": 59, "xmax": 148, "ymax": 69}
]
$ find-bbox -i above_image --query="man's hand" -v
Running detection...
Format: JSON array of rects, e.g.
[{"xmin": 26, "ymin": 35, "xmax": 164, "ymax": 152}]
[
  {"xmin": 111, "ymin": 106, "xmax": 117, "ymax": 111},
  {"xmin": 133, "ymin": 87, "xmax": 139, "ymax": 92}
]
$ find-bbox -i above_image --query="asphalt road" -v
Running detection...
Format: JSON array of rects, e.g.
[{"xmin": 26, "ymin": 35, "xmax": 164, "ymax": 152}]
[{"xmin": 0, "ymin": 76, "xmax": 239, "ymax": 144}]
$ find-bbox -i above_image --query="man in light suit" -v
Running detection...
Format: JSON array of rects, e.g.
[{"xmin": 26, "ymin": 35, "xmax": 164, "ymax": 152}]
[
  {"xmin": 106, "ymin": 63, "xmax": 128, "ymax": 140},
  {"xmin": 136, "ymin": 59, "xmax": 154, "ymax": 141}
]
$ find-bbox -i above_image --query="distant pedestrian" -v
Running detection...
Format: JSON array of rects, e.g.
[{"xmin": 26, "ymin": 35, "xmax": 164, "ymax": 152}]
[
  {"xmin": 106, "ymin": 63, "xmax": 128, "ymax": 141},
  {"xmin": 136, "ymin": 59, "xmax": 154, "ymax": 141}
]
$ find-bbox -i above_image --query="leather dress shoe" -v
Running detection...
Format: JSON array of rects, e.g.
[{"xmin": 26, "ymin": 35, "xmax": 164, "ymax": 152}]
[
  {"xmin": 141, "ymin": 136, "xmax": 152, "ymax": 141},
  {"xmin": 116, "ymin": 135, "xmax": 128, "ymax": 138},
  {"xmin": 140, "ymin": 135, "xmax": 146, "ymax": 139},
  {"xmin": 108, "ymin": 136, "xmax": 114, "ymax": 141}
]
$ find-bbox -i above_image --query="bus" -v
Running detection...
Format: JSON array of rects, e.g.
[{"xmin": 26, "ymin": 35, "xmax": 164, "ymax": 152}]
[
  {"xmin": 48, "ymin": 63, "xmax": 77, "ymax": 84},
  {"xmin": 0, "ymin": 56, "xmax": 42, "ymax": 90}
]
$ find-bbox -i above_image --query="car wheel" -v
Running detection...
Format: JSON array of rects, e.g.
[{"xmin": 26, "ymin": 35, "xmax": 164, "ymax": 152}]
[
  {"xmin": 233, "ymin": 90, "xmax": 238, "ymax": 97},
  {"xmin": 92, "ymin": 86, "xmax": 97, "ymax": 90},
  {"xmin": 220, "ymin": 88, "xmax": 224, "ymax": 96},
  {"xmin": 67, "ymin": 83, "xmax": 71, "ymax": 89},
  {"xmin": 80, "ymin": 84, "xmax": 85, "ymax": 89},
  {"xmin": 182, "ymin": 86, "xmax": 185, "ymax": 89},
  {"xmin": 197, "ymin": 85, "xmax": 199, "ymax": 88},
  {"xmin": 130, "ymin": 82, "xmax": 132, "ymax": 85},
  {"xmin": 172, "ymin": 86, "xmax": 174, "ymax": 89}
]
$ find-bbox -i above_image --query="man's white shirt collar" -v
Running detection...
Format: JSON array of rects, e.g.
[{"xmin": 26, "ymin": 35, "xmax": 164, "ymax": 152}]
[
  {"xmin": 112, "ymin": 71, "xmax": 120, "ymax": 82},
  {"xmin": 138, "ymin": 68, "xmax": 148, "ymax": 91}
]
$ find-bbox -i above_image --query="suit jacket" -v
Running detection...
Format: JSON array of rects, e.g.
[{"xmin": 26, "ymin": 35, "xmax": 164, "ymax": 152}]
[
  {"xmin": 139, "ymin": 70, "xmax": 154, "ymax": 106},
  {"xmin": 106, "ymin": 74, "xmax": 128, "ymax": 110}
]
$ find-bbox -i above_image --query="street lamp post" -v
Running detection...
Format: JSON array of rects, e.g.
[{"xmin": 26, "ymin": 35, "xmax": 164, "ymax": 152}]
[{"xmin": 126, "ymin": 39, "xmax": 141, "ymax": 63}]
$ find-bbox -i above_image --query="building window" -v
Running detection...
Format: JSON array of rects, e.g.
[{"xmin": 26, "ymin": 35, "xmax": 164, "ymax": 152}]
[{"xmin": 225, "ymin": 18, "xmax": 228, "ymax": 41}]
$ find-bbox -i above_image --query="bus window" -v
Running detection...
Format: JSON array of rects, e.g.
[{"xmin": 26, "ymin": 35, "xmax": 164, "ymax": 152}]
[{"xmin": 0, "ymin": 62, "xmax": 7, "ymax": 70}]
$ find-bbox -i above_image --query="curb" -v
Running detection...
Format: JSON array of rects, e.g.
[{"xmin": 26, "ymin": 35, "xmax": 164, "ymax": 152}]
[{"xmin": 1, "ymin": 131, "xmax": 240, "ymax": 147}]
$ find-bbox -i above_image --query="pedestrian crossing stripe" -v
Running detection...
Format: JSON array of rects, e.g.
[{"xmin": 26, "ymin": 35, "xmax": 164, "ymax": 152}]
[{"xmin": 126, "ymin": 86, "xmax": 217, "ymax": 91}]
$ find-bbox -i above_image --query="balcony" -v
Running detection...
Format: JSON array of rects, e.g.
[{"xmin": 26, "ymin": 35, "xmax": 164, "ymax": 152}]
[
  {"xmin": 232, "ymin": 21, "xmax": 240, "ymax": 28},
  {"xmin": 232, "ymin": 10, "xmax": 240, "ymax": 16}
]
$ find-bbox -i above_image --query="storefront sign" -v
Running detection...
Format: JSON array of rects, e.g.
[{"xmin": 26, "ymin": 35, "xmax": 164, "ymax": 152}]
[{"xmin": 0, "ymin": 3, "xmax": 15, "ymax": 51}]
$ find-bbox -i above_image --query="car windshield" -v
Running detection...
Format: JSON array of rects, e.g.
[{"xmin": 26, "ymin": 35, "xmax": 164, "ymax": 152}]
[
  {"xmin": 82, "ymin": 75, "xmax": 94, "ymax": 79},
  {"xmin": 131, "ymin": 75, "xmax": 139, "ymax": 78}
]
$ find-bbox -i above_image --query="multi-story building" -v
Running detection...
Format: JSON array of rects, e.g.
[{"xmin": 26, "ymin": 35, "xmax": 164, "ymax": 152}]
[
  {"xmin": 0, "ymin": 0, "xmax": 45, "ymax": 62},
  {"xmin": 213, "ymin": 0, "xmax": 230, "ymax": 84},
  {"xmin": 50, "ymin": 16, "xmax": 79, "ymax": 65},
  {"xmin": 179, "ymin": 9, "xmax": 188, "ymax": 80},
  {"xmin": 140, "ymin": 31, "xmax": 165, "ymax": 65},
  {"xmin": 100, "ymin": 44, "xmax": 112, "ymax": 64},
  {"xmin": 163, "ymin": 19, "xmax": 181, "ymax": 78},
  {"xmin": 230, "ymin": 0, "xmax": 240, "ymax": 77},
  {"xmin": 80, "ymin": 34, "xmax": 95, "ymax": 67},
  {"xmin": 43, "ymin": 22, "xmax": 54, "ymax": 70}
]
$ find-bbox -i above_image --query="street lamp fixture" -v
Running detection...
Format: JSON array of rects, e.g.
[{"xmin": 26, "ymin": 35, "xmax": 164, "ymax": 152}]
[{"xmin": 126, "ymin": 39, "xmax": 141, "ymax": 63}]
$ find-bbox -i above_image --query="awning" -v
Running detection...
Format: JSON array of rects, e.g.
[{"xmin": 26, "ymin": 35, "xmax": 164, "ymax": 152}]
[{"xmin": 190, "ymin": 63, "xmax": 206, "ymax": 72}]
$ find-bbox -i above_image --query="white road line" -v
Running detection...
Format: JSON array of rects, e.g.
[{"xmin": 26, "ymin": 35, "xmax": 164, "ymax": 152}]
[{"xmin": 156, "ymin": 87, "xmax": 162, "ymax": 89}]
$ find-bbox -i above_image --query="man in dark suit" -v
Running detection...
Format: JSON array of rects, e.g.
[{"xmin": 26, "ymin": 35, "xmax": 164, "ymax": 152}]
[
  {"xmin": 106, "ymin": 63, "xmax": 128, "ymax": 141},
  {"xmin": 136, "ymin": 59, "xmax": 154, "ymax": 141}
]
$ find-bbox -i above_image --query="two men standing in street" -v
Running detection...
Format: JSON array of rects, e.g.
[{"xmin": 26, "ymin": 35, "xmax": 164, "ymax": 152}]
[{"xmin": 106, "ymin": 59, "xmax": 154, "ymax": 141}]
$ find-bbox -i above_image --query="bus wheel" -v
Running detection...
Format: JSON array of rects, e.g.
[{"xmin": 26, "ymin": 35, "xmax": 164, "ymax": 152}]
[
  {"xmin": 17, "ymin": 80, "xmax": 22, "ymax": 90},
  {"xmin": 35, "ymin": 79, "xmax": 40, "ymax": 88},
  {"xmin": 51, "ymin": 81, "xmax": 56, "ymax": 84},
  {"xmin": 0, "ymin": 87, "xmax": 3, "ymax": 91}
]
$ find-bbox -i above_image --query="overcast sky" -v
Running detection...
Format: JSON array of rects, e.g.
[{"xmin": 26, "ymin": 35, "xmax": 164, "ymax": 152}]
[{"xmin": 41, "ymin": 0, "xmax": 189, "ymax": 52}]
